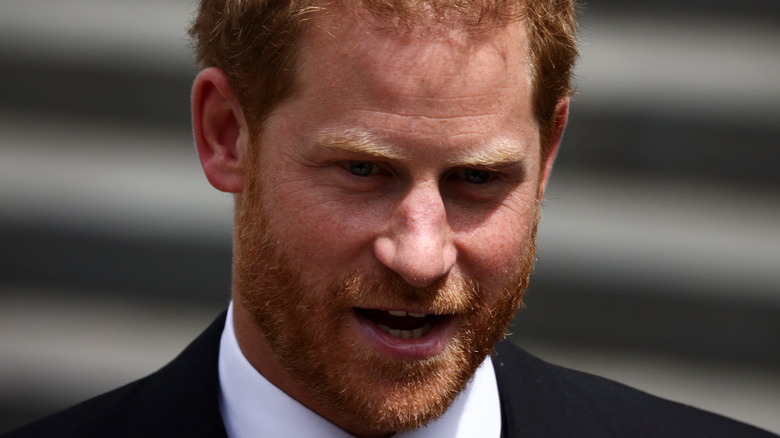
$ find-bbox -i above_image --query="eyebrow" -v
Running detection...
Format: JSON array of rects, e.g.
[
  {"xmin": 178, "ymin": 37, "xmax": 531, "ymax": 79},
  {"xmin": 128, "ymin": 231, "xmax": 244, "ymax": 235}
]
[
  {"xmin": 447, "ymin": 140, "xmax": 529, "ymax": 171},
  {"xmin": 308, "ymin": 129, "xmax": 409, "ymax": 161},
  {"xmin": 308, "ymin": 129, "xmax": 530, "ymax": 171}
]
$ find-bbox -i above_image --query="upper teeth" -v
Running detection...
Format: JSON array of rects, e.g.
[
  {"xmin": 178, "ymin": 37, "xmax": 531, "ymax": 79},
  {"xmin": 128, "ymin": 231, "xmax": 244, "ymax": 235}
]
[{"xmin": 388, "ymin": 310, "xmax": 426, "ymax": 318}]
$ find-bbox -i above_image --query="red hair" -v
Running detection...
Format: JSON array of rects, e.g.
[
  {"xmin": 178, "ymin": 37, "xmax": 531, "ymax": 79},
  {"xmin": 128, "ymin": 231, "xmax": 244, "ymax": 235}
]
[{"xmin": 189, "ymin": 0, "xmax": 578, "ymax": 158}]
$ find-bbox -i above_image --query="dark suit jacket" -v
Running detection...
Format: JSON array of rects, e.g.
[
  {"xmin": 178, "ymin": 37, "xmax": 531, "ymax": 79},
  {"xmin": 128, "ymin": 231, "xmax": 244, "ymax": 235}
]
[{"xmin": 4, "ymin": 312, "xmax": 776, "ymax": 437}]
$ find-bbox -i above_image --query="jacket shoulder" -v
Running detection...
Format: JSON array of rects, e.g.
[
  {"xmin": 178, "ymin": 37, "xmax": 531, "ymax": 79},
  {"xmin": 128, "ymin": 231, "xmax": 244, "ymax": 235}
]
[
  {"xmin": 3, "ymin": 378, "xmax": 152, "ymax": 438},
  {"xmin": 492, "ymin": 340, "xmax": 777, "ymax": 438},
  {"xmin": 2, "ymin": 312, "xmax": 228, "ymax": 438}
]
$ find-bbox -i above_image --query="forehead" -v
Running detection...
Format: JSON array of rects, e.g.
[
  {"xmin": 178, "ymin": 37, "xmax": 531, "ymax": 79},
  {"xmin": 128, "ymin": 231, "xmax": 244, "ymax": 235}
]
[{"xmin": 294, "ymin": 7, "xmax": 533, "ymax": 118}]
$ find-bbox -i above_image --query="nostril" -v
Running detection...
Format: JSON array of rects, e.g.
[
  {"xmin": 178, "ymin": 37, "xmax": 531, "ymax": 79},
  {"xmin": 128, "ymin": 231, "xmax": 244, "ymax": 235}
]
[{"xmin": 373, "ymin": 236, "xmax": 397, "ymax": 270}]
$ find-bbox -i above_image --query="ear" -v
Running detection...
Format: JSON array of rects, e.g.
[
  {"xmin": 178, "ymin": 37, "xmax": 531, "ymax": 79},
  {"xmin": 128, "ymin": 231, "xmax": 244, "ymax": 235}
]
[
  {"xmin": 538, "ymin": 98, "xmax": 569, "ymax": 200},
  {"xmin": 192, "ymin": 67, "xmax": 248, "ymax": 193}
]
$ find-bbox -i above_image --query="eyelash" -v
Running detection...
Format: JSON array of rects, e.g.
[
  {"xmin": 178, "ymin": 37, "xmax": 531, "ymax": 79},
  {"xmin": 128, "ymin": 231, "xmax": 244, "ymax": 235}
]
[
  {"xmin": 341, "ymin": 160, "xmax": 505, "ymax": 185},
  {"xmin": 343, "ymin": 161, "xmax": 380, "ymax": 177},
  {"xmin": 458, "ymin": 168, "xmax": 495, "ymax": 184}
]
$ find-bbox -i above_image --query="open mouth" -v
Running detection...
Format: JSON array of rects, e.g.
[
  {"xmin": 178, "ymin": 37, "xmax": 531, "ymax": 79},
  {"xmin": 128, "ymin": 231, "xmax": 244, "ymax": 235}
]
[{"xmin": 354, "ymin": 308, "xmax": 446, "ymax": 340}]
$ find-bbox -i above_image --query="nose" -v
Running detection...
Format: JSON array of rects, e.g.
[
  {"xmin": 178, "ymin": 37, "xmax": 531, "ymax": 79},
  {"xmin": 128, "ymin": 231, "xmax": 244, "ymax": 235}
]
[{"xmin": 373, "ymin": 183, "xmax": 457, "ymax": 287}]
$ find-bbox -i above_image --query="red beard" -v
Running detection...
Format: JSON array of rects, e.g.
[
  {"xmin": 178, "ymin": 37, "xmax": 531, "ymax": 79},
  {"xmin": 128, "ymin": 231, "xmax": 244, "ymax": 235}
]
[{"xmin": 233, "ymin": 185, "xmax": 537, "ymax": 434}]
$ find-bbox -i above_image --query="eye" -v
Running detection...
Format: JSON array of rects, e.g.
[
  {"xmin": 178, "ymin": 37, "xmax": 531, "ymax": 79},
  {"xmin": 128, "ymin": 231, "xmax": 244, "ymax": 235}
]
[
  {"xmin": 344, "ymin": 161, "xmax": 376, "ymax": 176},
  {"xmin": 462, "ymin": 168, "xmax": 492, "ymax": 184},
  {"xmin": 442, "ymin": 167, "xmax": 511, "ymax": 203}
]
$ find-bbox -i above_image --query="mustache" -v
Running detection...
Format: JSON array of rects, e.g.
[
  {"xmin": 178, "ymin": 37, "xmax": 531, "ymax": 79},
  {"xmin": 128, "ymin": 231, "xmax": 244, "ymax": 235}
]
[{"xmin": 333, "ymin": 269, "xmax": 492, "ymax": 316}]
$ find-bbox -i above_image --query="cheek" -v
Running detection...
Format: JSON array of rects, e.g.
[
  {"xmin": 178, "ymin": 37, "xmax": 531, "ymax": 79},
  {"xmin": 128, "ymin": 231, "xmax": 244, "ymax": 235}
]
[
  {"xmin": 261, "ymin": 174, "xmax": 385, "ymax": 269},
  {"xmin": 455, "ymin": 201, "xmax": 538, "ymax": 285}
]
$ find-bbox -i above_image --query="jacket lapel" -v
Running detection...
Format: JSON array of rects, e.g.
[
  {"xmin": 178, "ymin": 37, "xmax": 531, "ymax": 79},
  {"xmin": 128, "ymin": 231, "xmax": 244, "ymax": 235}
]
[{"xmin": 124, "ymin": 311, "xmax": 229, "ymax": 437}]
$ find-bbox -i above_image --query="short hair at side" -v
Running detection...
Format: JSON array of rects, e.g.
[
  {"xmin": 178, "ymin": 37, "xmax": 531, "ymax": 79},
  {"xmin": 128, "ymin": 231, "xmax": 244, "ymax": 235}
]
[{"xmin": 188, "ymin": 0, "xmax": 578, "ymax": 159}]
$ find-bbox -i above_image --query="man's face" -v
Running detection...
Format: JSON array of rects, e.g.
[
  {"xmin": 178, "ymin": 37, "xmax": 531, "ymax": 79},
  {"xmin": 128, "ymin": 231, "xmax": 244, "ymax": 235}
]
[{"xmin": 232, "ymin": 10, "xmax": 550, "ymax": 437}]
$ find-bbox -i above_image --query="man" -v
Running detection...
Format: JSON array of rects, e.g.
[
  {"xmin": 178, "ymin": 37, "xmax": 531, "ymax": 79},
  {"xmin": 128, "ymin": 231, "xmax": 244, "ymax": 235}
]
[{"xmin": 3, "ymin": 0, "xmax": 776, "ymax": 437}]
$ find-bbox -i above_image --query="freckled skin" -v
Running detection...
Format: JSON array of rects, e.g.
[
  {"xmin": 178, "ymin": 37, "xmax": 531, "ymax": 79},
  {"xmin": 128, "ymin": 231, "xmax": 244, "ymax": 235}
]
[
  {"xmin": 229, "ymin": 8, "xmax": 561, "ymax": 438},
  {"xmin": 258, "ymin": 14, "xmax": 542, "ymax": 288}
]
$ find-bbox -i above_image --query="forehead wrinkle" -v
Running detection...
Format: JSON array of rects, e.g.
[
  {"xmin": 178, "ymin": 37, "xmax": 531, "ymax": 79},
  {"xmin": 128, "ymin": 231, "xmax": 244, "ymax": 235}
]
[{"xmin": 355, "ymin": 107, "xmax": 502, "ymax": 122}]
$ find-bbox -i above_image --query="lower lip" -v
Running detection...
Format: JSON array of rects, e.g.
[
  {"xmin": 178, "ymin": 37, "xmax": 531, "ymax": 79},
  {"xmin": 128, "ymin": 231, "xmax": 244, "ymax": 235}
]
[{"xmin": 351, "ymin": 310, "xmax": 456, "ymax": 359}]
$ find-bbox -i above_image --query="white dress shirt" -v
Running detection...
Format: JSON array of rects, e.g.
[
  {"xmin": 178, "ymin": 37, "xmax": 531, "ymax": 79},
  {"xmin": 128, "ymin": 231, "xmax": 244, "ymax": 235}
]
[{"xmin": 218, "ymin": 302, "xmax": 502, "ymax": 438}]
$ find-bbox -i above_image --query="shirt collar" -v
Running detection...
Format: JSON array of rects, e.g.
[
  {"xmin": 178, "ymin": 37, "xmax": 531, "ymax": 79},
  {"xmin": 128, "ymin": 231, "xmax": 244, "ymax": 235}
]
[{"xmin": 219, "ymin": 302, "xmax": 501, "ymax": 438}]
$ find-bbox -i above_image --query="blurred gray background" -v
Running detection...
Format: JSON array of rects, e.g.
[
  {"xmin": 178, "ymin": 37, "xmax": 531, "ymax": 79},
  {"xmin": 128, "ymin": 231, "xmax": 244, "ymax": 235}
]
[{"xmin": 1, "ymin": 0, "xmax": 778, "ymax": 434}]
